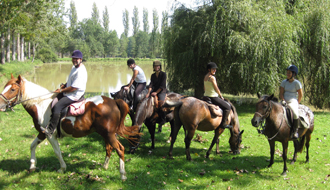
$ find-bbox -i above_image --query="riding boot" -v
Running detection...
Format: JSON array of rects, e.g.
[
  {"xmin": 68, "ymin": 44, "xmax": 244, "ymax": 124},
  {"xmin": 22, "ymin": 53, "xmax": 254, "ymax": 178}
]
[
  {"xmin": 219, "ymin": 109, "xmax": 232, "ymax": 129},
  {"xmin": 291, "ymin": 118, "xmax": 299, "ymax": 139},
  {"xmin": 41, "ymin": 113, "xmax": 61, "ymax": 138}
]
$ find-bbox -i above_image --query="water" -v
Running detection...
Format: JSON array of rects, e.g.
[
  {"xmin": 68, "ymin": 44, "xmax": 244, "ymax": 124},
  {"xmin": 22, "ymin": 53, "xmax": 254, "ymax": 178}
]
[{"xmin": 27, "ymin": 62, "xmax": 155, "ymax": 96}]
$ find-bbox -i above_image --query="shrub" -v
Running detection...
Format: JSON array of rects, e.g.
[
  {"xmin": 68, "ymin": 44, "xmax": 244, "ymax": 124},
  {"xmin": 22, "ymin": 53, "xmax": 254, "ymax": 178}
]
[{"xmin": 36, "ymin": 48, "xmax": 58, "ymax": 63}]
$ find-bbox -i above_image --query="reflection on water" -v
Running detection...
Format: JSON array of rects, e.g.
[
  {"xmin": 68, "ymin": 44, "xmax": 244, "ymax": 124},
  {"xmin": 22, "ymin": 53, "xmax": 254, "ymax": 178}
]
[{"xmin": 27, "ymin": 62, "xmax": 154, "ymax": 96}]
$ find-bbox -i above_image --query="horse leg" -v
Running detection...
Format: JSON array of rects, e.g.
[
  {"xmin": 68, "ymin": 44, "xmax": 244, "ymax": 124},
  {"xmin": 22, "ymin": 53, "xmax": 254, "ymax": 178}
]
[
  {"xmin": 168, "ymin": 117, "xmax": 182, "ymax": 159},
  {"xmin": 47, "ymin": 136, "xmax": 67, "ymax": 173},
  {"xmin": 305, "ymin": 131, "xmax": 312, "ymax": 163},
  {"xmin": 145, "ymin": 119, "xmax": 156, "ymax": 150},
  {"xmin": 206, "ymin": 128, "xmax": 221, "ymax": 158},
  {"xmin": 281, "ymin": 141, "xmax": 289, "ymax": 176},
  {"xmin": 158, "ymin": 123, "xmax": 163, "ymax": 133},
  {"xmin": 291, "ymin": 140, "xmax": 299, "ymax": 165},
  {"xmin": 107, "ymin": 133, "xmax": 127, "ymax": 181},
  {"xmin": 29, "ymin": 137, "xmax": 44, "ymax": 172},
  {"xmin": 267, "ymin": 140, "xmax": 275, "ymax": 168},
  {"xmin": 166, "ymin": 120, "xmax": 175, "ymax": 143},
  {"xmin": 103, "ymin": 142, "xmax": 114, "ymax": 169},
  {"xmin": 184, "ymin": 126, "xmax": 196, "ymax": 161}
]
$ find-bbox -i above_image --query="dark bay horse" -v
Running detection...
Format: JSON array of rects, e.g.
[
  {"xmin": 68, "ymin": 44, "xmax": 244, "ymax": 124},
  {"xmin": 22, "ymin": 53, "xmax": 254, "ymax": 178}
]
[
  {"xmin": 128, "ymin": 92, "xmax": 182, "ymax": 154},
  {"xmin": 0, "ymin": 75, "xmax": 140, "ymax": 180},
  {"xmin": 164, "ymin": 96, "xmax": 243, "ymax": 160},
  {"xmin": 251, "ymin": 94, "xmax": 314, "ymax": 176}
]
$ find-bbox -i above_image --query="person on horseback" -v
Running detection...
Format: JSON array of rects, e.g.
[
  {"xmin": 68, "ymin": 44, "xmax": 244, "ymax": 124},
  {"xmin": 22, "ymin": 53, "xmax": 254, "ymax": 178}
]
[
  {"xmin": 280, "ymin": 65, "xmax": 303, "ymax": 139},
  {"xmin": 41, "ymin": 50, "xmax": 88, "ymax": 138},
  {"xmin": 146, "ymin": 60, "xmax": 167, "ymax": 125},
  {"xmin": 204, "ymin": 62, "xmax": 231, "ymax": 129},
  {"xmin": 124, "ymin": 59, "xmax": 147, "ymax": 111}
]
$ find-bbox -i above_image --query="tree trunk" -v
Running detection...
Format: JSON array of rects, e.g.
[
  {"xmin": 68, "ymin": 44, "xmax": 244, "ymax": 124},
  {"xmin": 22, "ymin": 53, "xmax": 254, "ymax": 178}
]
[
  {"xmin": 20, "ymin": 36, "xmax": 24, "ymax": 61},
  {"xmin": 6, "ymin": 27, "xmax": 10, "ymax": 63},
  {"xmin": 17, "ymin": 33, "xmax": 20, "ymax": 61},
  {"xmin": 12, "ymin": 30, "xmax": 16, "ymax": 61},
  {"xmin": 28, "ymin": 42, "xmax": 31, "ymax": 59},
  {"xmin": 32, "ymin": 42, "xmax": 35, "ymax": 62},
  {"xmin": 1, "ymin": 33, "xmax": 5, "ymax": 64}
]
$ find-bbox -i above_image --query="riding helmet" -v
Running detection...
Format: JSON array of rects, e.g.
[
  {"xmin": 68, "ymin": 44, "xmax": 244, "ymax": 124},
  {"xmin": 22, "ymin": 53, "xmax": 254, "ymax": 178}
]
[
  {"xmin": 71, "ymin": 50, "xmax": 83, "ymax": 59},
  {"xmin": 286, "ymin": 65, "xmax": 298, "ymax": 75},
  {"xmin": 153, "ymin": 60, "xmax": 162, "ymax": 71},
  {"xmin": 207, "ymin": 62, "xmax": 218, "ymax": 70},
  {"xmin": 127, "ymin": 58, "xmax": 135, "ymax": 66}
]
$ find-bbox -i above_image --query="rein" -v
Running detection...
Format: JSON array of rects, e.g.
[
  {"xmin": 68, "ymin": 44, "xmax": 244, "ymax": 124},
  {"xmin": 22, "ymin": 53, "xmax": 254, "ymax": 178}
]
[{"xmin": 255, "ymin": 100, "xmax": 285, "ymax": 140}]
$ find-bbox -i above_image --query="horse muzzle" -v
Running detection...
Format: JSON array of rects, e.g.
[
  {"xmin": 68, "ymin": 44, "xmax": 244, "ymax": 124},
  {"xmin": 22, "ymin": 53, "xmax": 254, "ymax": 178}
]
[{"xmin": 251, "ymin": 117, "xmax": 261, "ymax": 127}]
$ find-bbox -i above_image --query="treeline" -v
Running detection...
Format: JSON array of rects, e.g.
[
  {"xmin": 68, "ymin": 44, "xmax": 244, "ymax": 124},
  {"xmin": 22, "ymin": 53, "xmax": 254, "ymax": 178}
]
[
  {"xmin": 1, "ymin": 0, "xmax": 330, "ymax": 108},
  {"xmin": 164, "ymin": 0, "xmax": 330, "ymax": 109}
]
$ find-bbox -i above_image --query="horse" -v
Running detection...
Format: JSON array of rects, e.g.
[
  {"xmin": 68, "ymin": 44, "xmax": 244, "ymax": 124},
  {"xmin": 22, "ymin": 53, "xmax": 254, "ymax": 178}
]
[
  {"xmin": 251, "ymin": 94, "xmax": 314, "ymax": 176},
  {"xmin": 164, "ymin": 96, "xmax": 243, "ymax": 160},
  {"xmin": 0, "ymin": 74, "xmax": 140, "ymax": 180},
  {"xmin": 127, "ymin": 92, "xmax": 182, "ymax": 154}
]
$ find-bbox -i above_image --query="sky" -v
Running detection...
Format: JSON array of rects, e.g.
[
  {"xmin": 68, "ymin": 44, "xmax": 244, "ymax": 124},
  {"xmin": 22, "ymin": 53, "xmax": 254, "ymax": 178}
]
[{"xmin": 64, "ymin": 0, "xmax": 198, "ymax": 37}]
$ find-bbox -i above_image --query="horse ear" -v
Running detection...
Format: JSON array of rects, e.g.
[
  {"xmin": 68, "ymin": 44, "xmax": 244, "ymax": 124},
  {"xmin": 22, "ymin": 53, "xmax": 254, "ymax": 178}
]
[
  {"xmin": 239, "ymin": 130, "xmax": 244, "ymax": 135},
  {"xmin": 268, "ymin": 94, "xmax": 274, "ymax": 101},
  {"xmin": 11, "ymin": 73, "xmax": 14, "ymax": 79},
  {"xmin": 17, "ymin": 75, "xmax": 23, "ymax": 85},
  {"xmin": 257, "ymin": 93, "xmax": 261, "ymax": 98}
]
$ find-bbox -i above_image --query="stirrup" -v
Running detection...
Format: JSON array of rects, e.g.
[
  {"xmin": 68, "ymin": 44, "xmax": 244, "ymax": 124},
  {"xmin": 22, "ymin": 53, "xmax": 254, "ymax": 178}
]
[
  {"xmin": 291, "ymin": 132, "xmax": 298, "ymax": 139},
  {"xmin": 40, "ymin": 126, "xmax": 55, "ymax": 138}
]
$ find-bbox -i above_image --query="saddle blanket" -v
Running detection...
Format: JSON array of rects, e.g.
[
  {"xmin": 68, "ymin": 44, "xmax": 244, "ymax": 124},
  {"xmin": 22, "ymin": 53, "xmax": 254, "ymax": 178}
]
[
  {"xmin": 67, "ymin": 100, "xmax": 86, "ymax": 116},
  {"xmin": 283, "ymin": 104, "xmax": 311, "ymax": 129}
]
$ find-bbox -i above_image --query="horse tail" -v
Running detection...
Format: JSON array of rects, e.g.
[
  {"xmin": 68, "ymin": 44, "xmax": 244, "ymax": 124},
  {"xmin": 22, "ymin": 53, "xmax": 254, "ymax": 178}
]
[
  {"xmin": 296, "ymin": 135, "xmax": 306, "ymax": 153},
  {"xmin": 114, "ymin": 99, "xmax": 141, "ymax": 143}
]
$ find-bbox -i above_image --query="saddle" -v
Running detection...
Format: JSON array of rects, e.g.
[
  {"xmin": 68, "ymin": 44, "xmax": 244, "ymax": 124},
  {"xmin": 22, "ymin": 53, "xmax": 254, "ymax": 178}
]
[
  {"xmin": 201, "ymin": 96, "xmax": 223, "ymax": 118},
  {"xmin": 282, "ymin": 105, "xmax": 310, "ymax": 129}
]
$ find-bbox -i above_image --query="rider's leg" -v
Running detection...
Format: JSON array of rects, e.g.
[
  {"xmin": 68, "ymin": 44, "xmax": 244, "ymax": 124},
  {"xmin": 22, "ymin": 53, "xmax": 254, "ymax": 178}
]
[
  {"xmin": 133, "ymin": 82, "xmax": 146, "ymax": 111},
  {"xmin": 210, "ymin": 97, "xmax": 232, "ymax": 129},
  {"xmin": 287, "ymin": 100, "xmax": 299, "ymax": 139},
  {"xmin": 158, "ymin": 92, "xmax": 167, "ymax": 126}
]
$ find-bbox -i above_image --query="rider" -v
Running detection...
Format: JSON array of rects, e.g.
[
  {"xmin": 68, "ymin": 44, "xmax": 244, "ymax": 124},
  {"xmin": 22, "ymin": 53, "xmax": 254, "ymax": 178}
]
[
  {"xmin": 204, "ymin": 62, "xmax": 231, "ymax": 129},
  {"xmin": 124, "ymin": 59, "xmax": 147, "ymax": 111},
  {"xmin": 41, "ymin": 50, "xmax": 88, "ymax": 138},
  {"xmin": 146, "ymin": 60, "xmax": 167, "ymax": 125},
  {"xmin": 280, "ymin": 65, "xmax": 303, "ymax": 139}
]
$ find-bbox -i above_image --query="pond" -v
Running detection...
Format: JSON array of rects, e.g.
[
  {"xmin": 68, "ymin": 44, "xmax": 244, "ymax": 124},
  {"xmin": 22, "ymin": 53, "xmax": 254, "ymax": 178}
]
[{"xmin": 27, "ymin": 61, "xmax": 155, "ymax": 96}]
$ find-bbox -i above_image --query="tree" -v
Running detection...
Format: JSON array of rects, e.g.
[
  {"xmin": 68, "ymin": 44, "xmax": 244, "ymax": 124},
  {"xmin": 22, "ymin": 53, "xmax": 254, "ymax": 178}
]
[
  {"xmin": 122, "ymin": 9, "xmax": 129, "ymax": 37},
  {"xmin": 132, "ymin": 6, "xmax": 140, "ymax": 36},
  {"xmin": 119, "ymin": 33, "xmax": 128, "ymax": 57},
  {"xmin": 143, "ymin": 8, "xmax": 149, "ymax": 33},
  {"xmin": 103, "ymin": 6, "xmax": 110, "ymax": 32},
  {"xmin": 150, "ymin": 9, "xmax": 159, "ymax": 58},
  {"xmin": 91, "ymin": 2, "xmax": 100, "ymax": 24},
  {"xmin": 69, "ymin": 1, "xmax": 78, "ymax": 30}
]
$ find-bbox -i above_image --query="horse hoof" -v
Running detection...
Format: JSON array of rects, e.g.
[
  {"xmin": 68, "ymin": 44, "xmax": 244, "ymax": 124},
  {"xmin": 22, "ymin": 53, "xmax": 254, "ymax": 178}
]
[
  {"xmin": 29, "ymin": 168, "xmax": 36, "ymax": 173},
  {"xmin": 281, "ymin": 171, "xmax": 287, "ymax": 176},
  {"xmin": 121, "ymin": 176, "xmax": 127, "ymax": 181},
  {"xmin": 290, "ymin": 161, "xmax": 295, "ymax": 165}
]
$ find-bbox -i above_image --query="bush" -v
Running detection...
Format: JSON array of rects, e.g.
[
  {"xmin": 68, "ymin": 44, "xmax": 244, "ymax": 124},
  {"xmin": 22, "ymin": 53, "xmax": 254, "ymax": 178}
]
[{"xmin": 36, "ymin": 48, "xmax": 58, "ymax": 63}]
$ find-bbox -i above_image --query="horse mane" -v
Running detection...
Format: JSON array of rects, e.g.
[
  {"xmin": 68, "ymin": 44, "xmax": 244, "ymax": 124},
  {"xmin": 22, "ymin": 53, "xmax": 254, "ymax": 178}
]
[
  {"xmin": 21, "ymin": 77, "xmax": 56, "ymax": 108},
  {"xmin": 134, "ymin": 97, "xmax": 153, "ymax": 125}
]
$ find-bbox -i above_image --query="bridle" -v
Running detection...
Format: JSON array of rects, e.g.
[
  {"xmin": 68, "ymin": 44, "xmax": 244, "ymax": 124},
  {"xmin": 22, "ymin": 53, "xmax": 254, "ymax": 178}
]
[
  {"xmin": 0, "ymin": 83, "xmax": 22, "ymax": 110},
  {"xmin": 254, "ymin": 99, "xmax": 284, "ymax": 141},
  {"xmin": 0, "ymin": 83, "xmax": 54, "ymax": 111}
]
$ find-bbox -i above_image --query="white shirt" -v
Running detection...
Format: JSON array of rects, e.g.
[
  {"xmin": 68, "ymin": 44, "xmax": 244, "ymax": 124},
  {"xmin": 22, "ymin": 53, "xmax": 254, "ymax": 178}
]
[
  {"xmin": 64, "ymin": 64, "xmax": 88, "ymax": 101},
  {"xmin": 133, "ymin": 65, "xmax": 146, "ymax": 83}
]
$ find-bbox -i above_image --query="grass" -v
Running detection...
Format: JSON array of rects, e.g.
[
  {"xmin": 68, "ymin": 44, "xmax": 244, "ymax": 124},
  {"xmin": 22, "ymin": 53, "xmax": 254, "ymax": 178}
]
[{"xmin": 0, "ymin": 100, "xmax": 329, "ymax": 190}]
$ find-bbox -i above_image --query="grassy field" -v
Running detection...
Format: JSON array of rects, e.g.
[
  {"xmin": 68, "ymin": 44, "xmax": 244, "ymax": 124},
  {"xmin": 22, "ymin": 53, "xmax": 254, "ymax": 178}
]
[{"xmin": 0, "ymin": 98, "xmax": 329, "ymax": 190}]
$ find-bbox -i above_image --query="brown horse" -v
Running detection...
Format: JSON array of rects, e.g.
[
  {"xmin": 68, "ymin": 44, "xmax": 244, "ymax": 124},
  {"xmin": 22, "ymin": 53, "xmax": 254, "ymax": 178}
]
[
  {"xmin": 164, "ymin": 96, "xmax": 243, "ymax": 160},
  {"xmin": 0, "ymin": 74, "xmax": 140, "ymax": 180},
  {"xmin": 128, "ymin": 92, "xmax": 182, "ymax": 154},
  {"xmin": 251, "ymin": 94, "xmax": 314, "ymax": 176}
]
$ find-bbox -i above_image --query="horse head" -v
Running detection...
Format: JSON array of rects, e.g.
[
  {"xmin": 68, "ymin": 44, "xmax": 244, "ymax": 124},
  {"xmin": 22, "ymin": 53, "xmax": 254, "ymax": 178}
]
[
  {"xmin": 110, "ymin": 86, "xmax": 132, "ymax": 105},
  {"xmin": 251, "ymin": 94, "xmax": 277, "ymax": 127},
  {"xmin": 0, "ymin": 74, "xmax": 24, "ymax": 110}
]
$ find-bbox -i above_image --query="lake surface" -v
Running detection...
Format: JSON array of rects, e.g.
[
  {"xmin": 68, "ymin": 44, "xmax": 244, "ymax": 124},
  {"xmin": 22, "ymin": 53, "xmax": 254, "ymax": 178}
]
[{"xmin": 27, "ymin": 62, "xmax": 155, "ymax": 96}]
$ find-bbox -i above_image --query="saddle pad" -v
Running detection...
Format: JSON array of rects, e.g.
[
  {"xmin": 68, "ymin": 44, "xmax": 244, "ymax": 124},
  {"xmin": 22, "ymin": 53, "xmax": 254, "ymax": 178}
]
[
  {"xmin": 67, "ymin": 100, "xmax": 86, "ymax": 116},
  {"xmin": 282, "ymin": 105, "xmax": 310, "ymax": 129}
]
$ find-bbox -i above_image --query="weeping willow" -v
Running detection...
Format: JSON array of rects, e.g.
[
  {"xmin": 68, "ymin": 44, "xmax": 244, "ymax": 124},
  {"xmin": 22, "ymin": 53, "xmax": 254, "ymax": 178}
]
[{"xmin": 164, "ymin": 0, "xmax": 330, "ymax": 108}]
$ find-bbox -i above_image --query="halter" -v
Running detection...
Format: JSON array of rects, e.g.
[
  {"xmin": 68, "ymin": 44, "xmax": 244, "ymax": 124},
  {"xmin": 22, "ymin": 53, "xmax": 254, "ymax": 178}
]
[
  {"xmin": 0, "ymin": 83, "xmax": 21, "ymax": 110},
  {"xmin": 255, "ymin": 99, "xmax": 284, "ymax": 141}
]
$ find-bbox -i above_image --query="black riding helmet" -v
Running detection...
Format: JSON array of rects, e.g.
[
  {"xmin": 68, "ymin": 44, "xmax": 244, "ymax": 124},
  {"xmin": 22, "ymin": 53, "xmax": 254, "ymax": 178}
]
[
  {"xmin": 286, "ymin": 65, "xmax": 298, "ymax": 76},
  {"xmin": 207, "ymin": 62, "xmax": 218, "ymax": 70}
]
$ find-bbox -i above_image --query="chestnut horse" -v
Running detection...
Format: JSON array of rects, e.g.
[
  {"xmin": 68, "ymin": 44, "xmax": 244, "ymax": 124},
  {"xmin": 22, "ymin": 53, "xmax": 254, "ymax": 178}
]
[
  {"xmin": 251, "ymin": 94, "xmax": 314, "ymax": 176},
  {"xmin": 0, "ymin": 75, "xmax": 140, "ymax": 180},
  {"xmin": 164, "ymin": 96, "xmax": 243, "ymax": 160}
]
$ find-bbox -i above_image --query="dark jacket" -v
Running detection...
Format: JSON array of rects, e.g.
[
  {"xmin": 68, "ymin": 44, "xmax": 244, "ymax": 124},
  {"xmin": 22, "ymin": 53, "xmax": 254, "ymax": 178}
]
[{"xmin": 149, "ymin": 71, "xmax": 167, "ymax": 94}]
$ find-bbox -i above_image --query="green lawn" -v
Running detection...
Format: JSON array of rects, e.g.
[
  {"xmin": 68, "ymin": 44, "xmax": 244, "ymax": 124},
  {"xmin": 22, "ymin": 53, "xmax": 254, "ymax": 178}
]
[{"xmin": 0, "ymin": 101, "xmax": 329, "ymax": 190}]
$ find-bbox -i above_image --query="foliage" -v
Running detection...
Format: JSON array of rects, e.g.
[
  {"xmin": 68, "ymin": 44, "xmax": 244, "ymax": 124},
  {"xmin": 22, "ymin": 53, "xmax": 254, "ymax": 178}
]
[
  {"xmin": 164, "ymin": 0, "xmax": 330, "ymax": 108},
  {"xmin": 36, "ymin": 48, "xmax": 58, "ymax": 63}
]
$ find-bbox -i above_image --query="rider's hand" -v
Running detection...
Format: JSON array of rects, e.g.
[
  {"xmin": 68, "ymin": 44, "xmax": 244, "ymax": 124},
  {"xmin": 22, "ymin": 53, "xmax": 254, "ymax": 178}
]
[
  {"xmin": 281, "ymin": 100, "xmax": 287, "ymax": 106},
  {"xmin": 55, "ymin": 89, "xmax": 61, "ymax": 93},
  {"xmin": 124, "ymin": 86, "xmax": 129, "ymax": 91},
  {"xmin": 146, "ymin": 94, "xmax": 149, "ymax": 98},
  {"xmin": 151, "ymin": 92, "xmax": 157, "ymax": 97}
]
